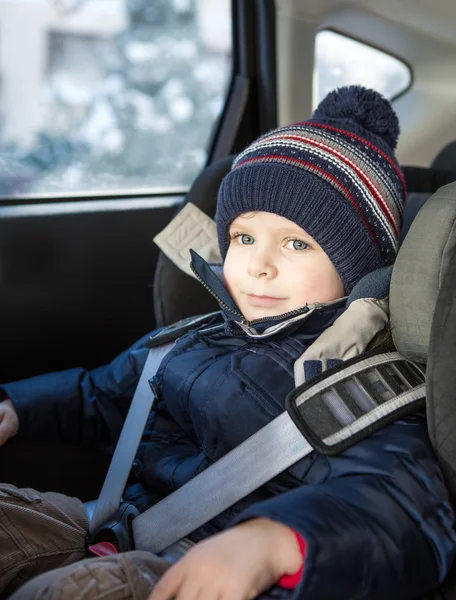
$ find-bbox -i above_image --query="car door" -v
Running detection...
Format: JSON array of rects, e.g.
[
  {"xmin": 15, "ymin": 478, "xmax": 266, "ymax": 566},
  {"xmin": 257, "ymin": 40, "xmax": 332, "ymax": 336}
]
[{"xmin": 0, "ymin": 0, "xmax": 277, "ymax": 497}]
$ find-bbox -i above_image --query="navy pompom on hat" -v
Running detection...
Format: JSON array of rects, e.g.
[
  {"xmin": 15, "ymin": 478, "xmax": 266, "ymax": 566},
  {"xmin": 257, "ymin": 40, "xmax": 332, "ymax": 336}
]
[{"xmin": 216, "ymin": 85, "xmax": 405, "ymax": 293}]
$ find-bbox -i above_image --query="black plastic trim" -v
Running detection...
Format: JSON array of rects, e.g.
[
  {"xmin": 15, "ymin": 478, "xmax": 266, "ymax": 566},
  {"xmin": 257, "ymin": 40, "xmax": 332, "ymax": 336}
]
[{"xmin": 207, "ymin": 0, "xmax": 277, "ymax": 163}]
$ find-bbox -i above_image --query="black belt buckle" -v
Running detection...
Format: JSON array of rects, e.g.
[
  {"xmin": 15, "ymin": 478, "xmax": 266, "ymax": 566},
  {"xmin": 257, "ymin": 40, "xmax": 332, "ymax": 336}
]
[{"xmin": 89, "ymin": 502, "xmax": 140, "ymax": 552}]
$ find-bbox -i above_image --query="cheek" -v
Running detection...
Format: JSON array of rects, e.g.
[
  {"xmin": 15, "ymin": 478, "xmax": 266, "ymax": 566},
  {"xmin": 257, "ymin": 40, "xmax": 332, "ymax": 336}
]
[
  {"xmin": 223, "ymin": 248, "xmax": 241, "ymax": 294},
  {"xmin": 286, "ymin": 256, "xmax": 344, "ymax": 303}
]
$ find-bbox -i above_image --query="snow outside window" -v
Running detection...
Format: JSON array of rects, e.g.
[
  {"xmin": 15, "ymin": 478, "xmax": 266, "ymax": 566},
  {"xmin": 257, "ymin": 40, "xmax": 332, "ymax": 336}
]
[
  {"xmin": 0, "ymin": 0, "xmax": 232, "ymax": 198},
  {"xmin": 313, "ymin": 31, "xmax": 411, "ymax": 109}
]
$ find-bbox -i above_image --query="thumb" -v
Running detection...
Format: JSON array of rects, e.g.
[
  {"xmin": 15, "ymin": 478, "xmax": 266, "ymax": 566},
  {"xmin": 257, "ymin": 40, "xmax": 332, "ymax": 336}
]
[
  {"xmin": 0, "ymin": 404, "xmax": 18, "ymax": 447},
  {"xmin": 0, "ymin": 417, "xmax": 12, "ymax": 446}
]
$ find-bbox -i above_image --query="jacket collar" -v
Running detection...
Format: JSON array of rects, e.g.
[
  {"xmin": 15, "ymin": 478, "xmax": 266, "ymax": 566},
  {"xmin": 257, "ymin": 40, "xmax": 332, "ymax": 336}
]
[{"xmin": 190, "ymin": 249, "xmax": 347, "ymax": 338}]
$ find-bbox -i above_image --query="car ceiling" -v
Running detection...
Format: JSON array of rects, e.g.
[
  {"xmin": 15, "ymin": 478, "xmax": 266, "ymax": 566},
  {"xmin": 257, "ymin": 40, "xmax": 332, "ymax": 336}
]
[
  {"xmin": 287, "ymin": 0, "xmax": 456, "ymax": 46},
  {"xmin": 277, "ymin": 0, "xmax": 456, "ymax": 167}
]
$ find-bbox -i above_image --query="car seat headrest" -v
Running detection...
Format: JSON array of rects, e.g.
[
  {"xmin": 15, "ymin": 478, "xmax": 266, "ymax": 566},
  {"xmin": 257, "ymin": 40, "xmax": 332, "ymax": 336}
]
[
  {"xmin": 347, "ymin": 266, "xmax": 392, "ymax": 306},
  {"xmin": 390, "ymin": 181, "xmax": 456, "ymax": 363}
]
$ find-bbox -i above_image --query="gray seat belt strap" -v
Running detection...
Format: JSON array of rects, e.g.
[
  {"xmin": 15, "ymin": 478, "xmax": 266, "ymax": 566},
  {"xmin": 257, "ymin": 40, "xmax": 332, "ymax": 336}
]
[
  {"xmin": 132, "ymin": 352, "xmax": 425, "ymax": 553},
  {"xmin": 89, "ymin": 343, "xmax": 174, "ymax": 535},
  {"xmin": 133, "ymin": 411, "xmax": 309, "ymax": 552}
]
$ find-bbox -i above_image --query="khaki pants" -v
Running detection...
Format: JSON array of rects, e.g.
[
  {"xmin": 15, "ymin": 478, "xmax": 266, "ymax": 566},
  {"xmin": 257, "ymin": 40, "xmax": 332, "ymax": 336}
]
[
  {"xmin": 0, "ymin": 484, "xmax": 170, "ymax": 600},
  {"xmin": 9, "ymin": 553, "xmax": 170, "ymax": 600}
]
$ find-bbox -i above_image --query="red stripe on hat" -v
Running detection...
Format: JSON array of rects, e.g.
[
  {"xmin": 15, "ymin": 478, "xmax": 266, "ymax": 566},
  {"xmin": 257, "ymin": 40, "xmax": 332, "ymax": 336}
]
[
  {"xmin": 235, "ymin": 155, "xmax": 381, "ymax": 248},
  {"xmin": 302, "ymin": 122, "xmax": 407, "ymax": 199},
  {"xmin": 275, "ymin": 133, "xmax": 400, "ymax": 238}
]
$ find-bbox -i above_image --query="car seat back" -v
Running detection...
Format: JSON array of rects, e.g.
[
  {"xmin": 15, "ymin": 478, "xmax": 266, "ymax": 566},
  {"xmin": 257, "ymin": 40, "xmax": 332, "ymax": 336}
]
[
  {"xmin": 391, "ymin": 181, "xmax": 456, "ymax": 498},
  {"xmin": 153, "ymin": 155, "xmax": 234, "ymax": 327}
]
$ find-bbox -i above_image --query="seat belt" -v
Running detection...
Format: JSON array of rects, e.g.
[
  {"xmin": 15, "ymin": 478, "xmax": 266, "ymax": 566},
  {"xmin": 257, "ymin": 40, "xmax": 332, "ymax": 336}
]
[
  {"xmin": 131, "ymin": 351, "xmax": 426, "ymax": 554},
  {"xmin": 89, "ymin": 311, "xmax": 222, "ymax": 537},
  {"xmin": 89, "ymin": 343, "xmax": 174, "ymax": 535}
]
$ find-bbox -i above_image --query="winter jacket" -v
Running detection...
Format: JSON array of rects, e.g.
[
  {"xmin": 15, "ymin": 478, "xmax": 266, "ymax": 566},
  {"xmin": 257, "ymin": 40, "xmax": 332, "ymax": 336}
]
[{"xmin": 1, "ymin": 253, "xmax": 455, "ymax": 600}]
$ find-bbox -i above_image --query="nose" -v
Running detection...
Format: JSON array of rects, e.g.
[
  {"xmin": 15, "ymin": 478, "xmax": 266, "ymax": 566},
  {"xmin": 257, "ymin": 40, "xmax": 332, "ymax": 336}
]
[{"xmin": 247, "ymin": 246, "xmax": 278, "ymax": 279}]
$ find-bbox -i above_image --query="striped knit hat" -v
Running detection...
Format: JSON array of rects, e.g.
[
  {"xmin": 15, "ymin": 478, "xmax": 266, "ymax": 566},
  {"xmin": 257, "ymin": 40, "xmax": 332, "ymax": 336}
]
[{"xmin": 216, "ymin": 86, "xmax": 406, "ymax": 293}]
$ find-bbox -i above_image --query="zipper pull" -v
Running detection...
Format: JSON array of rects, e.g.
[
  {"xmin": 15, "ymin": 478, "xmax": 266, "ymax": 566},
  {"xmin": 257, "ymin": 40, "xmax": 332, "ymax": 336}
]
[
  {"xmin": 238, "ymin": 322, "xmax": 259, "ymax": 336},
  {"xmin": 148, "ymin": 376, "xmax": 160, "ymax": 411}
]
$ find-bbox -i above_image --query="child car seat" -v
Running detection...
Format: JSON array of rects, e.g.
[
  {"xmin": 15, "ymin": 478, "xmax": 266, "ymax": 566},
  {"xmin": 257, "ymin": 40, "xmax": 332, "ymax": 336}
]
[
  {"xmin": 391, "ymin": 180, "xmax": 456, "ymax": 599},
  {"xmin": 89, "ymin": 180, "xmax": 456, "ymax": 599}
]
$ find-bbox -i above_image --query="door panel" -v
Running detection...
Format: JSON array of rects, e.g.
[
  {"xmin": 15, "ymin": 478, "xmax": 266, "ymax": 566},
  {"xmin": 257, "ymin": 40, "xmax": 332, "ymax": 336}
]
[{"xmin": 0, "ymin": 196, "xmax": 182, "ymax": 382}]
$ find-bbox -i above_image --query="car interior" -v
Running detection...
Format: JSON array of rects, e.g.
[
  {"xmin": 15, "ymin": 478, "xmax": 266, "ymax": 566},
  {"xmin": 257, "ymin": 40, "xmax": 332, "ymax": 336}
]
[{"xmin": 2, "ymin": 0, "xmax": 456, "ymax": 596}]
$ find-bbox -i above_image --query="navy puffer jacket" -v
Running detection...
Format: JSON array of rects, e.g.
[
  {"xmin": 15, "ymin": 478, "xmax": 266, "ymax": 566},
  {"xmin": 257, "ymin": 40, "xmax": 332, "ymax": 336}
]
[{"xmin": 2, "ymin": 256, "xmax": 456, "ymax": 600}]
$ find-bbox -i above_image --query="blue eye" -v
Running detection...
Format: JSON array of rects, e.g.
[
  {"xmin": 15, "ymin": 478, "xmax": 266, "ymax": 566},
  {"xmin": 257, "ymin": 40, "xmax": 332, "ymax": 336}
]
[
  {"xmin": 240, "ymin": 234, "xmax": 254, "ymax": 245},
  {"xmin": 286, "ymin": 239, "xmax": 308, "ymax": 251}
]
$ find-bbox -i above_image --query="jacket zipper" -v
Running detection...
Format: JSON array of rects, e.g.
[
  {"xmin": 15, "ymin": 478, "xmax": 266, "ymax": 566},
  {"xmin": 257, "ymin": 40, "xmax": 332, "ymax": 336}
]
[
  {"xmin": 190, "ymin": 264, "xmax": 311, "ymax": 327},
  {"xmin": 191, "ymin": 264, "xmax": 245, "ymax": 320}
]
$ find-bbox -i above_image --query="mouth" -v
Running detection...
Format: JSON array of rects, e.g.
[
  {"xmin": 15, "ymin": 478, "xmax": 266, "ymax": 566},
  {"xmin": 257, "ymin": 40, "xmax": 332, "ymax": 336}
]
[{"xmin": 246, "ymin": 293, "xmax": 286, "ymax": 307}]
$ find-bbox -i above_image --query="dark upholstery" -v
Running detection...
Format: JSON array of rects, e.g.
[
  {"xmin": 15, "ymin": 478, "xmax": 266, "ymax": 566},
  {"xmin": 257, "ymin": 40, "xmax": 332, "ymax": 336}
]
[
  {"xmin": 431, "ymin": 141, "xmax": 456, "ymax": 172},
  {"xmin": 400, "ymin": 167, "xmax": 456, "ymax": 242},
  {"xmin": 402, "ymin": 165, "xmax": 456, "ymax": 193},
  {"xmin": 0, "ymin": 439, "xmax": 111, "ymax": 500}
]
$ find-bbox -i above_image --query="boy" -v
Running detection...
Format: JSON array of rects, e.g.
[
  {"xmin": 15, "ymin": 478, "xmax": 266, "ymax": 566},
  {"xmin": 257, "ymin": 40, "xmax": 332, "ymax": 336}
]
[{"xmin": 0, "ymin": 86, "xmax": 455, "ymax": 600}]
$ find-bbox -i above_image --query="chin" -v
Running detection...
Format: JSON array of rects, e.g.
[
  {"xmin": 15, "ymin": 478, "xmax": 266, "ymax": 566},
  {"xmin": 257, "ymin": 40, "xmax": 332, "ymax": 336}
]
[{"xmin": 244, "ymin": 308, "xmax": 280, "ymax": 322}]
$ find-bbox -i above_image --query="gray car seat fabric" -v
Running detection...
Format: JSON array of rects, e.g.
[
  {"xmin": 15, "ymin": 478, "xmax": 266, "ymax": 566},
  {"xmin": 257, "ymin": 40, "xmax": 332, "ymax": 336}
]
[
  {"xmin": 427, "ymin": 248, "xmax": 456, "ymax": 499},
  {"xmin": 390, "ymin": 181, "xmax": 456, "ymax": 363},
  {"xmin": 386, "ymin": 182, "xmax": 456, "ymax": 600},
  {"xmin": 391, "ymin": 181, "xmax": 456, "ymax": 499}
]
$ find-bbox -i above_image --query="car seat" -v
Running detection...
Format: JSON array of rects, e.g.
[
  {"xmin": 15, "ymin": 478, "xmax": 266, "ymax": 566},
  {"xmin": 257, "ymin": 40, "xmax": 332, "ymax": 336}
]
[
  {"xmin": 389, "ymin": 180, "xmax": 456, "ymax": 600},
  {"xmin": 87, "ymin": 179, "xmax": 456, "ymax": 599}
]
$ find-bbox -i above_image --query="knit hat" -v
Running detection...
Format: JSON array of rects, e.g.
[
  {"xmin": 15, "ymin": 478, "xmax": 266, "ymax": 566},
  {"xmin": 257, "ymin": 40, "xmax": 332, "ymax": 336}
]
[{"xmin": 216, "ymin": 85, "xmax": 406, "ymax": 293}]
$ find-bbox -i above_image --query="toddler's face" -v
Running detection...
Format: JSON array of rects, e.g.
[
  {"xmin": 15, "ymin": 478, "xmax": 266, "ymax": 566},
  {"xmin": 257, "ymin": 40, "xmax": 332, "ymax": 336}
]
[{"xmin": 223, "ymin": 211, "xmax": 344, "ymax": 322}]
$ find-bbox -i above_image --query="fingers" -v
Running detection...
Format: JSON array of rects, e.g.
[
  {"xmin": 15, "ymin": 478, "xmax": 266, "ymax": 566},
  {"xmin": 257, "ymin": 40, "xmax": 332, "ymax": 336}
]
[
  {"xmin": 0, "ymin": 405, "xmax": 17, "ymax": 447},
  {"xmin": 149, "ymin": 564, "xmax": 185, "ymax": 600},
  {"xmin": 149, "ymin": 563, "xmax": 250, "ymax": 600},
  {"xmin": 0, "ymin": 417, "xmax": 12, "ymax": 446},
  {"xmin": 175, "ymin": 578, "xmax": 200, "ymax": 600},
  {"xmin": 151, "ymin": 569, "xmax": 221, "ymax": 600}
]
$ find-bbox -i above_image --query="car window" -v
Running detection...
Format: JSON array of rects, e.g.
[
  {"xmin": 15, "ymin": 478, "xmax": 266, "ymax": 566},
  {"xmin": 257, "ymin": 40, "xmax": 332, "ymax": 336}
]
[
  {"xmin": 313, "ymin": 30, "xmax": 411, "ymax": 109},
  {"xmin": 0, "ymin": 0, "xmax": 232, "ymax": 199}
]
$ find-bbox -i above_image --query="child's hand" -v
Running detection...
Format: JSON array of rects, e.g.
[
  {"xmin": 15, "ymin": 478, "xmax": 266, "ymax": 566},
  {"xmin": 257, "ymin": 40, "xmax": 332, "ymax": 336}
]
[
  {"xmin": 0, "ymin": 399, "xmax": 19, "ymax": 447},
  {"xmin": 149, "ymin": 517, "xmax": 302, "ymax": 600}
]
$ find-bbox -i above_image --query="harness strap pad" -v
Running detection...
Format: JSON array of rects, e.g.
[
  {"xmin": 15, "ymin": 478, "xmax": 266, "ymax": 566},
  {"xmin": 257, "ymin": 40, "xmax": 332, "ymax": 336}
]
[
  {"xmin": 286, "ymin": 349, "xmax": 426, "ymax": 456},
  {"xmin": 144, "ymin": 311, "xmax": 222, "ymax": 348}
]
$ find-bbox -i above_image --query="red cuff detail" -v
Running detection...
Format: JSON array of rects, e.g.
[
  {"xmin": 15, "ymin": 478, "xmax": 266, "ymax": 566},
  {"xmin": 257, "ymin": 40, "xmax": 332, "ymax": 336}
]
[
  {"xmin": 88, "ymin": 542, "xmax": 119, "ymax": 557},
  {"xmin": 277, "ymin": 530, "xmax": 306, "ymax": 589}
]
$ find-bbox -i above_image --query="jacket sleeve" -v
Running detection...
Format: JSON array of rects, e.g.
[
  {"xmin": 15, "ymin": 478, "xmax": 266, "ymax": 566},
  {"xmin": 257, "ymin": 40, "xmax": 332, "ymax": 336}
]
[
  {"xmin": 233, "ymin": 415, "xmax": 456, "ymax": 600},
  {"xmin": 0, "ymin": 332, "xmax": 154, "ymax": 446}
]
